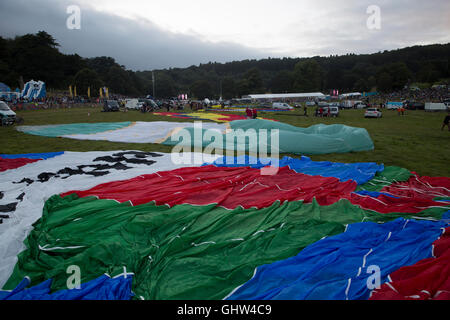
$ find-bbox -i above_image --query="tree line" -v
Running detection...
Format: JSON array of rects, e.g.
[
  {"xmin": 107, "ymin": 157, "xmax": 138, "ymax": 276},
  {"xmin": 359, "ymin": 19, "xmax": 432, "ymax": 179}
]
[{"xmin": 0, "ymin": 31, "xmax": 449, "ymax": 99}]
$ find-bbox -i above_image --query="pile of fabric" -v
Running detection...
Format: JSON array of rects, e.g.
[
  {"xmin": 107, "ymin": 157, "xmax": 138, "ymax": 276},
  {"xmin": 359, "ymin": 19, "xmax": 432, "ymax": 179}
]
[
  {"xmin": 0, "ymin": 152, "xmax": 448, "ymax": 300},
  {"xmin": 17, "ymin": 119, "xmax": 375, "ymax": 155}
]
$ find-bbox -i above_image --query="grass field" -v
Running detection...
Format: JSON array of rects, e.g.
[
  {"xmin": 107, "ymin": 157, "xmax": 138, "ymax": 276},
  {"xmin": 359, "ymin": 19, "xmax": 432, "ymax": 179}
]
[{"xmin": 1, "ymin": 106, "xmax": 449, "ymax": 177}]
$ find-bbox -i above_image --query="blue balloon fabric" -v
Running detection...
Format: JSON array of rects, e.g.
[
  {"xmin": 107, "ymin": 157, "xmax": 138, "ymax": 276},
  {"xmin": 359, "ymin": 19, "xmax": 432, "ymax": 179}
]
[
  {"xmin": 0, "ymin": 152, "xmax": 64, "ymax": 160},
  {"xmin": 207, "ymin": 155, "xmax": 384, "ymax": 185},
  {"xmin": 0, "ymin": 274, "xmax": 133, "ymax": 300},
  {"xmin": 354, "ymin": 190, "xmax": 400, "ymax": 199},
  {"xmin": 226, "ymin": 218, "xmax": 448, "ymax": 300}
]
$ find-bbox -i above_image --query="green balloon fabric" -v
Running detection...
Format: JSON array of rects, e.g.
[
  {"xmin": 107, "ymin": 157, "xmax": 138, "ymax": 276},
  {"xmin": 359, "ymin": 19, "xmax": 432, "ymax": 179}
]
[
  {"xmin": 356, "ymin": 166, "xmax": 413, "ymax": 192},
  {"xmin": 162, "ymin": 119, "xmax": 375, "ymax": 155},
  {"xmin": 17, "ymin": 122, "xmax": 134, "ymax": 137},
  {"xmin": 4, "ymin": 194, "xmax": 446, "ymax": 300}
]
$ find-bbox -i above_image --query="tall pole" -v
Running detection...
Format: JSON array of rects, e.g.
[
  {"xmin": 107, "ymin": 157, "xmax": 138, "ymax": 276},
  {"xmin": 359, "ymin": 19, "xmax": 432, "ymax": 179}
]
[{"xmin": 152, "ymin": 71, "xmax": 156, "ymax": 99}]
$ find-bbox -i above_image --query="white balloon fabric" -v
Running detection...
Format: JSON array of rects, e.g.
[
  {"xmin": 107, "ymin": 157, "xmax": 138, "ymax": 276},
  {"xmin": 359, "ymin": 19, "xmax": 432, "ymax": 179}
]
[
  {"xmin": 17, "ymin": 122, "xmax": 227, "ymax": 144},
  {"xmin": 0, "ymin": 151, "xmax": 220, "ymax": 288}
]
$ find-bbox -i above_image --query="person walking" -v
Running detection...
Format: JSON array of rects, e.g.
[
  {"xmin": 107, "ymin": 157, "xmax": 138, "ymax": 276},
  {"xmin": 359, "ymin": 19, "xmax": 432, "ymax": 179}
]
[{"xmin": 442, "ymin": 112, "xmax": 450, "ymax": 131}]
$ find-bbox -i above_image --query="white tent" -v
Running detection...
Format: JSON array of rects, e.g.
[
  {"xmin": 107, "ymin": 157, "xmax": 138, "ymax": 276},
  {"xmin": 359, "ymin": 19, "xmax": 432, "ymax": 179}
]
[
  {"xmin": 246, "ymin": 93, "xmax": 325, "ymax": 100},
  {"xmin": 425, "ymin": 103, "xmax": 448, "ymax": 111},
  {"xmin": 339, "ymin": 92, "xmax": 362, "ymax": 99}
]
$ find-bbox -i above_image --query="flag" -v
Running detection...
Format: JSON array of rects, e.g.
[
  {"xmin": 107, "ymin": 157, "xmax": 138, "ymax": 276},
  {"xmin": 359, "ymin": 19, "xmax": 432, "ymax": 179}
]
[
  {"xmin": 87, "ymin": 87, "xmax": 91, "ymax": 98},
  {"xmin": 69, "ymin": 85, "xmax": 73, "ymax": 98}
]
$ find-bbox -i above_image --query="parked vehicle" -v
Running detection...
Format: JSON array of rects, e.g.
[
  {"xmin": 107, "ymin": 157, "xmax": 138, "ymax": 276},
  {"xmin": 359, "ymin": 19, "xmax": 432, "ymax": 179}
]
[
  {"xmin": 103, "ymin": 100, "xmax": 120, "ymax": 112},
  {"xmin": 386, "ymin": 101, "xmax": 405, "ymax": 110},
  {"xmin": 323, "ymin": 106, "xmax": 340, "ymax": 117},
  {"xmin": 405, "ymin": 101, "xmax": 425, "ymax": 110},
  {"xmin": 272, "ymin": 102, "xmax": 294, "ymax": 110},
  {"xmin": 365, "ymin": 108, "xmax": 382, "ymax": 118},
  {"xmin": 341, "ymin": 100, "xmax": 363, "ymax": 109},
  {"xmin": 0, "ymin": 101, "xmax": 16, "ymax": 125},
  {"xmin": 355, "ymin": 102, "xmax": 367, "ymax": 109},
  {"xmin": 125, "ymin": 99, "xmax": 140, "ymax": 110}
]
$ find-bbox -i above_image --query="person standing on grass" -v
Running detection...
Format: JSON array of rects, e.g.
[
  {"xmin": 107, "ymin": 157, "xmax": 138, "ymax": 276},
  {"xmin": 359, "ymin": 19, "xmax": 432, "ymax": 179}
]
[
  {"xmin": 246, "ymin": 107, "xmax": 252, "ymax": 119},
  {"xmin": 442, "ymin": 112, "xmax": 450, "ymax": 131},
  {"xmin": 252, "ymin": 108, "xmax": 258, "ymax": 119}
]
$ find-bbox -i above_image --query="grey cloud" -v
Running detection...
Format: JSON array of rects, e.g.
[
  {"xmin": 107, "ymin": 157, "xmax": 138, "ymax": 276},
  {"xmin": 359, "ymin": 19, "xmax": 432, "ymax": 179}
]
[
  {"xmin": 269, "ymin": 0, "xmax": 450, "ymax": 58},
  {"xmin": 0, "ymin": 0, "xmax": 268, "ymax": 70},
  {"xmin": 0, "ymin": 0, "xmax": 448, "ymax": 71}
]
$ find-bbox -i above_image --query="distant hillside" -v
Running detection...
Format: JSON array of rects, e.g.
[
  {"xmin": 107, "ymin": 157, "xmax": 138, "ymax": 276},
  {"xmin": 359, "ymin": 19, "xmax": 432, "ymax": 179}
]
[{"xmin": 1, "ymin": 31, "xmax": 449, "ymax": 99}]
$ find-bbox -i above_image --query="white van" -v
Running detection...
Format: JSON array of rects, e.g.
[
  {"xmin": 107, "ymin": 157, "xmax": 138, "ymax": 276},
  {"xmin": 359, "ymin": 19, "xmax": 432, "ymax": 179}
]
[
  {"xmin": 272, "ymin": 102, "xmax": 294, "ymax": 110},
  {"xmin": 323, "ymin": 106, "xmax": 340, "ymax": 117},
  {"xmin": 125, "ymin": 99, "xmax": 140, "ymax": 110},
  {"xmin": 0, "ymin": 101, "xmax": 16, "ymax": 125}
]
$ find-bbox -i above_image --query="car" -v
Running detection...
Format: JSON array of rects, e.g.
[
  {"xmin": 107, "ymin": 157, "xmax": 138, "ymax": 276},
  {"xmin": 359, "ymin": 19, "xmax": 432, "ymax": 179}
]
[
  {"xmin": 272, "ymin": 102, "xmax": 294, "ymax": 110},
  {"xmin": 103, "ymin": 100, "xmax": 120, "ymax": 112},
  {"xmin": 365, "ymin": 108, "xmax": 382, "ymax": 118},
  {"xmin": 323, "ymin": 106, "xmax": 340, "ymax": 117},
  {"xmin": 355, "ymin": 102, "xmax": 367, "ymax": 109},
  {"xmin": 0, "ymin": 101, "xmax": 16, "ymax": 125}
]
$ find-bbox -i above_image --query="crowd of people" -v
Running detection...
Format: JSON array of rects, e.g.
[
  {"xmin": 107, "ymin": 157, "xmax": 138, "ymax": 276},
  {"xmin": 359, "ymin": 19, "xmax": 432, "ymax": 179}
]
[
  {"xmin": 369, "ymin": 86, "xmax": 449, "ymax": 104},
  {"xmin": 5, "ymin": 95, "xmax": 102, "ymax": 111}
]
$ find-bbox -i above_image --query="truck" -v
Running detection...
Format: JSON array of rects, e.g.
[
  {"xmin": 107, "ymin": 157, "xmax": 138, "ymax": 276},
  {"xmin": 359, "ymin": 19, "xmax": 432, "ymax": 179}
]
[{"xmin": 341, "ymin": 100, "xmax": 363, "ymax": 109}]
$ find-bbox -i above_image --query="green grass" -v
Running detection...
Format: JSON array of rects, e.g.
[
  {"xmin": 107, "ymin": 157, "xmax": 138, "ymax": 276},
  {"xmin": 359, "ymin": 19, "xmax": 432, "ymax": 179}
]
[{"xmin": 1, "ymin": 107, "xmax": 449, "ymax": 176}]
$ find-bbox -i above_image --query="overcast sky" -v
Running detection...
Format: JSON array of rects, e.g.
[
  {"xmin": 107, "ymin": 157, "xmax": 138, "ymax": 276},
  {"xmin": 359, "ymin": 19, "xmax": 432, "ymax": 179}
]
[{"xmin": 0, "ymin": 0, "xmax": 449, "ymax": 71}]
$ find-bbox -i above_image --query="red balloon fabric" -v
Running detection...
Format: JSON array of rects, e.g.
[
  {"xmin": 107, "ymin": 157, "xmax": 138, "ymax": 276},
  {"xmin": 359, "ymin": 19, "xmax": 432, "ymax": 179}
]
[
  {"xmin": 0, "ymin": 157, "xmax": 39, "ymax": 172},
  {"xmin": 381, "ymin": 175, "xmax": 450, "ymax": 199},
  {"xmin": 62, "ymin": 165, "xmax": 357, "ymax": 209},
  {"xmin": 62, "ymin": 166, "xmax": 450, "ymax": 213},
  {"xmin": 370, "ymin": 227, "xmax": 450, "ymax": 300},
  {"xmin": 348, "ymin": 174, "xmax": 450, "ymax": 214}
]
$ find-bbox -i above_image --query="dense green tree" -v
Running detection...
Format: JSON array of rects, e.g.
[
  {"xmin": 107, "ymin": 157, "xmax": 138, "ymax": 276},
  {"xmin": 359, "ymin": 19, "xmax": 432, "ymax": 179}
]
[
  {"xmin": 154, "ymin": 73, "xmax": 177, "ymax": 98},
  {"xmin": 417, "ymin": 63, "xmax": 441, "ymax": 83},
  {"xmin": 236, "ymin": 79, "xmax": 250, "ymax": 97},
  {"xmin": 367, "ymin": 76, "xmax": 377, "ymax": 91},
  {"xmin": 292, "ymin": 59, "xmax": 324, "ymax": 92},
  {"xmin": 73, "ymin": 68, "xmax": 103, "ymax": 97},
  {"xmin": 353, "ymin": 78, "xmax": 369, "ymax": 92},
  {"xmin": 270, "ymin": 70, "xmax": 293, "ymax": 93},
  {"xmin": 244, "ymin": 68, "xmax": 264, "ymax": 94},
  {"xmin": 190, "ymin": 80, "xmax": 214, "ymax": 99},
  {"xmin": 1, "ymin": 31, "xmax": 450, "ymax": 97},
  {"xmin": 377, "ymin": 72, "xmax": 393, "ymax": 92},
  {"xmin": 221, "ymin": 77, "xmax": 237, "ymax": 99},
  {"xmin": 105, "ymin": 66, "xmax": 130, "ymax": 95},
  {"xmin": 388, "ymin": 62, "xmax": 412, "ymax": 90},
  {"xmin": 9, "ymin": 31, "xmax": 65, "ymax": 88}
]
